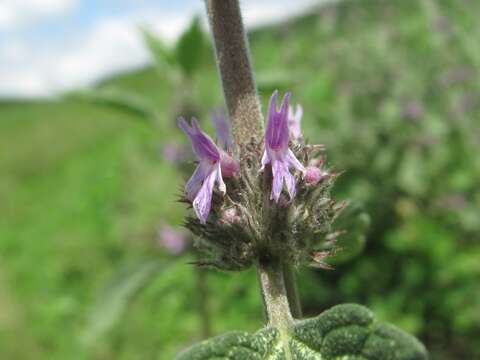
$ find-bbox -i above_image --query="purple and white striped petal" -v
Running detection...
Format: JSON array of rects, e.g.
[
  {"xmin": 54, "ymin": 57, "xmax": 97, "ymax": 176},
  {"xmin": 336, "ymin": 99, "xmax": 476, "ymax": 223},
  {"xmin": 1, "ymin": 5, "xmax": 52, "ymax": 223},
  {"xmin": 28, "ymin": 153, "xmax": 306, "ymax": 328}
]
[
  {"xmin": 185, "ymin": 161, "xmax": 213, "ymax": 201},
  {"xmin": 271, "ymin": 160, "xmax": 285, "ymax": 202},
  {"xmin": 178, "ymin": 117, "xmax": 220, "ymax": 162},
  {"xmin": 192, "ymin": 166, "xmax": 219, "ymax": 224}
]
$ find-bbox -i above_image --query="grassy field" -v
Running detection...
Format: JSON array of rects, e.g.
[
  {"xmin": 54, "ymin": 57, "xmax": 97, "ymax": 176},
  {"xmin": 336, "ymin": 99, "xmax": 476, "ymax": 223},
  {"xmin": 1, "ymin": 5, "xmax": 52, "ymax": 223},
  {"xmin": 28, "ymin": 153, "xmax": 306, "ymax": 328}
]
[{"xmin": 1, "ymin": 0, "xmax": 479, "ymax": 359}]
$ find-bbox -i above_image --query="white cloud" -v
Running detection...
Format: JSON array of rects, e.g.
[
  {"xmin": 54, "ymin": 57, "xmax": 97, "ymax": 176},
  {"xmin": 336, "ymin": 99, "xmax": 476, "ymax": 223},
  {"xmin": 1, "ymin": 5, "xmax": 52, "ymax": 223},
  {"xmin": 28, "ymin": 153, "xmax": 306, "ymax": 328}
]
[
  {"xmin": 0, "ymin": 0, "xmax": 77, "ymax": 30},
  {"xmin": 0, "ymin": 0, "xmax": 331, "ymax": 98},
  {"xmin": 0, "ymin": 9, "xmax": 194, "ymax": 97},
  {"xmin": 241, "ymin": 0, "xmax": 326, "ymax": 27}
]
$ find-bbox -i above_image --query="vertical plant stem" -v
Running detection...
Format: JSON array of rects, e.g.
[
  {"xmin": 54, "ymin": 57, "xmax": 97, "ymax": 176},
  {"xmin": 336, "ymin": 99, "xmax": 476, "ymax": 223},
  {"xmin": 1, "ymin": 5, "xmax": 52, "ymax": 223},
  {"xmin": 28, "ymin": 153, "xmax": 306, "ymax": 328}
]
[
  {"xmin": 205, "ymin": 0, "xmax": 301, "ymax": 328},
  {"xmin": 196, "ymin": 266, "xmax": 212, "ymax": 338},
  {"xmin": 205, "ymin": 0, "xmax": 264, "ymax": 149},
  {"xmin": 257, "ymin": 258, "xmax": 293, "ymax": 329},
  {"xmin": 282, "ymin": 264, "xmax": 302, "ymax": 319}
]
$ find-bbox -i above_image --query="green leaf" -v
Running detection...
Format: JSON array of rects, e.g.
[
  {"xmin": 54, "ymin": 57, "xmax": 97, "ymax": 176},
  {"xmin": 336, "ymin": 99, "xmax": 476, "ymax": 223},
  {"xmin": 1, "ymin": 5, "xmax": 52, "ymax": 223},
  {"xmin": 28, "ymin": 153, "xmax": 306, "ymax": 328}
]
[
  {"xmin": 175, "ymin": 17, "xmax": 205, "ymax": 77},
  {"xmin": 329, "ymin": 203, "xmax": 370, "ymax": 264},
  {"xmin": 81, "ymin": 259, "xmax": 166, "ymax": 345},
  {"xmin": 175, "ymin": 304, "xmax": 427, "ymax": 360},
  {"xmin": 140, "ymin": 26, "xmax": 175, "ymax": 69},
  {"xmin": 66, "ymin": 88, "xmax": 159, "ymax": 123}
]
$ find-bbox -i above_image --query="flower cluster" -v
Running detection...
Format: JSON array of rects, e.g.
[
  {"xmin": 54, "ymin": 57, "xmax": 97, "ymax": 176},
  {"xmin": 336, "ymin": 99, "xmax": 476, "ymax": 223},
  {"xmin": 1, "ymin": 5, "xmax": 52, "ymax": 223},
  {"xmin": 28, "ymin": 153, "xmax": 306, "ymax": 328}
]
[{"xmin": 178, "ymin": 91, "xmax": 343, "ymax": 270}]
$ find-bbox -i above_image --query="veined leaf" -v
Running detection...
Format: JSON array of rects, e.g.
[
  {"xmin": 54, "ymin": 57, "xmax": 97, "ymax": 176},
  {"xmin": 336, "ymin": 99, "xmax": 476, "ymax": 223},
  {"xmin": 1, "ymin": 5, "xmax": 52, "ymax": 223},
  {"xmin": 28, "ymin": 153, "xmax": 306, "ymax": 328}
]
[{"xmin": 176, "ymin": 304, "xmax": 427, "ymax": 359}]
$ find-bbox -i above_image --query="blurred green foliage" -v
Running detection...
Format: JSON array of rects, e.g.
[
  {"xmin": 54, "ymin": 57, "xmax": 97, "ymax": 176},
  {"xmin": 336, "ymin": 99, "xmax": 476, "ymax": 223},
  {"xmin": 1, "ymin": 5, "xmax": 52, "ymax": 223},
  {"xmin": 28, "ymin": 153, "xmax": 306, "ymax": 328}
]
[{"xmin": 0, "ymin": 0, "xmax": 479, "ymax": 359}]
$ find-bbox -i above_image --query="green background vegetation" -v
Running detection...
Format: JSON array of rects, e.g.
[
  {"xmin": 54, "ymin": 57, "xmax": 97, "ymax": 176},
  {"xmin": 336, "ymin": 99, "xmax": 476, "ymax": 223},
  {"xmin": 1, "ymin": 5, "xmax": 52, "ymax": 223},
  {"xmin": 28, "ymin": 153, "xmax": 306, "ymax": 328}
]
[{"xmin": 0, "ymin": 0, "xmax": 478, "ymax": 359}]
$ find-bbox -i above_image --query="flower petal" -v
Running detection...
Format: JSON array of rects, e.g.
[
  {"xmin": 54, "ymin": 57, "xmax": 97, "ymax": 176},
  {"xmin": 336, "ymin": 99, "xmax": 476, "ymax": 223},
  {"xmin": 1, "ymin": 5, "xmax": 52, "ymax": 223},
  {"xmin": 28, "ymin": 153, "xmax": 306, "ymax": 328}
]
[
  {"xmin": 185, "ymin": 162, "xmax": 211, "ymax": 201},
  {"xmin": 215, "ymin": 162, "xmax": 226, "ymax": 194},
  {"xmin": 178, "ymin": 117, "xmax": 220, "ymax": 162},
  {"xmin": 286, "ymin": 148, "xmax": 305, "ymax": 173},
  {"xmin": 177, "ymin": 116, "xmax": 195, "ymax": 136},
  {"xmin": 283, "ymin": 168, "xmax": 297, "ymax": 199},
  {"xmin": 266, "ymin": 91, "xmax": 290, "ymax": 150},
  {"xmin": 260, "ymin": 149, "xmax": 271, "ymax": 172},
  {"xmin": 192, "ymin": 167, "xmax": 218, "ymax": 224},
  {"xmin": 271, "ymin": 159, "xmax": 285, "ymax": 202}
]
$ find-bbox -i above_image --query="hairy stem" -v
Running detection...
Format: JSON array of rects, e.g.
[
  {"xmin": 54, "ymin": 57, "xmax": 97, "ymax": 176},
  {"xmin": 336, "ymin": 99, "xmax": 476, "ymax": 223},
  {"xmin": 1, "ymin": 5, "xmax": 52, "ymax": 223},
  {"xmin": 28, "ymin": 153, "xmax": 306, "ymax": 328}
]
[
  {"xmin": 257, "ymin": 258, "xmax": 293, "ymax": 330},
  {"xmin": 282, "ymin": 264, "xmax": 302, "ymax": 319},
  {"xmin": 205, "ymin": 0, "xmax": 264, "ymax": 149},
  {"xmin": 205, "ymin": 0, "xmax": 298, "ymax": 332}
]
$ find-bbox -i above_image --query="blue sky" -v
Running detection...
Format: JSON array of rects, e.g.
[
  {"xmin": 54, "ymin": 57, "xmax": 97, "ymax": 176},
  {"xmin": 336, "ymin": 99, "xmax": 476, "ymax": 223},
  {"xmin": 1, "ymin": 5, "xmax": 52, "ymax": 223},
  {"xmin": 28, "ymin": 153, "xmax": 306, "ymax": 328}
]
[{"xmin": 0, "ymin": 0, "xmax": 322, "ymax": 98}]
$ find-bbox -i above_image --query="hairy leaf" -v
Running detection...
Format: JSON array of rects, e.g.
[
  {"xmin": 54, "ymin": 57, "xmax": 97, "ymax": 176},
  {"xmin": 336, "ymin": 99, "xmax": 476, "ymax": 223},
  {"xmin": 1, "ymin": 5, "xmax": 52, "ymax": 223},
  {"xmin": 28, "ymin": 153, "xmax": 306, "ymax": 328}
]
[{"xmin": 175, "ymin": 304, "xmax": 427, "ymax": 360}]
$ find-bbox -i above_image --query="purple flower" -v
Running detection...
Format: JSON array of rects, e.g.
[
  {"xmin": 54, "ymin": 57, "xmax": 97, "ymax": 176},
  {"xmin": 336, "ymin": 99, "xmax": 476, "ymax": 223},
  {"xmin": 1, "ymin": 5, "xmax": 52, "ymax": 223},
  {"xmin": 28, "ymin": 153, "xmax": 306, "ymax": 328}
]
[
  {"xmin": 261, "ymin": 91, "xmax": 305, "ymax": 202},
  {"xmin": 178, "ymin": 116, "xmax": 239, "ymax": 224},
  {"xmin": 288, "ymin": 103, "xmax": 303, "ymax": 140},
  {"xmin": 210, "ymin": 109, "xmax": 240, "ymax": 177},
  {"xmin": 211, "ymin": 108, "xmax": 234, "ymax": 152},
  {"xmin": 158, "ymin": 225, "xmax": 188, "ymax": 254}
]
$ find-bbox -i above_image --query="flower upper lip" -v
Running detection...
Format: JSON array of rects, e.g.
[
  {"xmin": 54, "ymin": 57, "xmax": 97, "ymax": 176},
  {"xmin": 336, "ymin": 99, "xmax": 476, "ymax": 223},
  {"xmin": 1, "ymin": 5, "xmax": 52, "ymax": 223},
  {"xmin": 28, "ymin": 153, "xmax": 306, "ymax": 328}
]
[
  {"xmin": 265, "ymin": 90, "xmax": 290, "ymax": 150},
  {"xmin": 178, "ymin": 117, "xmax": 220, "ymax": 162}
]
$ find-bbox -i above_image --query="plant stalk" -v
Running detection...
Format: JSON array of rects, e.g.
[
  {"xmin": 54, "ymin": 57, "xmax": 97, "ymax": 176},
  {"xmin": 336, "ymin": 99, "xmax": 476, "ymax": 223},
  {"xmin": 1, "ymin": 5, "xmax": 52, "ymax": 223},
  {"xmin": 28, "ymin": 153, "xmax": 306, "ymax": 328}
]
[
  {"xmin": 257, "ymin": 258, "xmax": 293, "ymax": 331},
  {"xmin": 205, "ymin": 0, "xmax": 264, "ymax": 149},
  {"xmin": 205, "ymin": 0, "xmax": 301, "ymax": 326},
  {"xmin": 282, "ymin": 264, "xmax": 302, "ymax": 319}
]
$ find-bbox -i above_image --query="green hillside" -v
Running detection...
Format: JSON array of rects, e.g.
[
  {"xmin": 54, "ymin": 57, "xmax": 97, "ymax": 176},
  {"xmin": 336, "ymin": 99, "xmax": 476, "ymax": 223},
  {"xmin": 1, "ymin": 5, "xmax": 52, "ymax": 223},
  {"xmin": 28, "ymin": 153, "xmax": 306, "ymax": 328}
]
[{"xmin": 1, "ymin": 0, "xmax": 479, "ymax": 359}]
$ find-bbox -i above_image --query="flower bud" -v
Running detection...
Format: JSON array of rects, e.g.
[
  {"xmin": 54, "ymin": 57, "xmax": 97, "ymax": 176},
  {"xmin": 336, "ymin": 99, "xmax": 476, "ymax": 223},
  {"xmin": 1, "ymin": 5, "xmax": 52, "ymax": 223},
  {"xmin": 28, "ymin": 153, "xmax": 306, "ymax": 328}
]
[
  {"xmin": 304, "ymin": 166, "xmax": 327, "ymax": 185},
  {"xmin": 220, "ymin": 207, "xmax": 240, "ymax": 224},
  {"xmin": 220, "ymin": 152, "xmax": 240, "ymax": 177}
]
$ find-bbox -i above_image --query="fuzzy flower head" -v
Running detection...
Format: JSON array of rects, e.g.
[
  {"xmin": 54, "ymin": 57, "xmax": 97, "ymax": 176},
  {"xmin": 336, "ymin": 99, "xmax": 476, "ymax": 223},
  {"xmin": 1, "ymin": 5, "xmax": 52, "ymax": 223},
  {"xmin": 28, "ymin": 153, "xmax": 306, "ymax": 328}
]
[
  {"xmin": 178, "ymin": 116, "xmax": 239, "ymax": 224},
  {"xmin": 261, "ymin": 91, "xmax": 305, "ymax": 202},
  {"xmin": 179, "ymin": 91, "xmax": 347, "ymax": 272}
]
